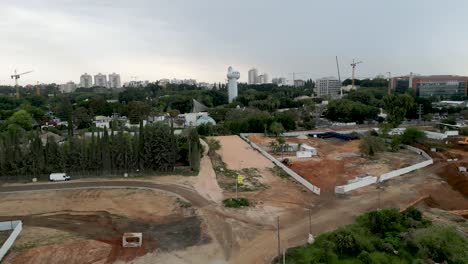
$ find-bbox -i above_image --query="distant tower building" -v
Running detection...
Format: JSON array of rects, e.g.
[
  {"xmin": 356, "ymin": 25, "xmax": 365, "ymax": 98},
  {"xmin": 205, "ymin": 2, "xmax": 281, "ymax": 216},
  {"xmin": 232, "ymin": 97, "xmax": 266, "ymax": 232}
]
[
  {"xmin": 316, "ymin": 77, "xmax": 341, "ymax": 98},
  {"xmin": 94, "ymin": 73, "xmax": 108, "ymax": 87},
  {"xmin": 60, "ymin": 81, "xmax": 77, "ymax": 93},
  {"xmin": 108, "ymin": 73, "xmax": 122, "ymax": 88},
  {"xmin": 79, "ymin": 73, "xmax": 93, "ymax": 88},
  {"xmin": 227, "ymin": 66, "xmax": 240, "ymax": 103},
  {"xmin": 248, "ymin": 68, "xmax": 258, "ymax": 84}
]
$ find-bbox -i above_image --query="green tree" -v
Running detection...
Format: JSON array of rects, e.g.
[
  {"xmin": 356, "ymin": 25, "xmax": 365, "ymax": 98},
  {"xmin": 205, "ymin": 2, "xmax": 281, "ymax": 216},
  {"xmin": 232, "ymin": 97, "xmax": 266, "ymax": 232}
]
[
  {"xmin": 269, "ymin": 122, "xmax": 284, "ymax": 137},
  {"xmin": 7, "ymin": 110, "xmax": 33, "ymax": 131},
  {"xmin": 399, "ymin": 127, "xmax": 426, "ymax": 144},
  {"xmin": 188, "ymin": 128, "xmax": 200, "ymax": 171},
  {"xmin": 359, "ymin": 134, "xmax": 386, "ymax": 157},
  {"xmin": 383, "ymin": 94, "xmax": 414, "ymax": 128},
  {"xmin": 126, "ymin": 101, "xmax": 151, "ymax": 124}
]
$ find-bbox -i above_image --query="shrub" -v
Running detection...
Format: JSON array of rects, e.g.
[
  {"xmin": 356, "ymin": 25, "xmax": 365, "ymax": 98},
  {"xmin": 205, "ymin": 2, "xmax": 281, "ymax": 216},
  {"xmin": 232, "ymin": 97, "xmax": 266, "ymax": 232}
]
[
  {"xmin": 223, "ymin": 198, "xmax": 250, "ymax": 208},
  {"xmin": 359, "ymin": 133, "xmax": 386, "ymax": 157},
  {"xmin": 399, "ymin": 128, "xmax": 426, "ymax": 144}
]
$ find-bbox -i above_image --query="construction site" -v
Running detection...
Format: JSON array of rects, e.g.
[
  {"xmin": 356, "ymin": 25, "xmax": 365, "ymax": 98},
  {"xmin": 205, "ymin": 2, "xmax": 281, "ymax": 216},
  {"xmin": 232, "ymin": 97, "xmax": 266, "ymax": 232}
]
[
  {"xmin": 0, "ymin": 133, "xmax": 466, "ymax": 263},
  {"xmin": 247, "ymin": 133, "xmax": 426, "ymax": 193}
]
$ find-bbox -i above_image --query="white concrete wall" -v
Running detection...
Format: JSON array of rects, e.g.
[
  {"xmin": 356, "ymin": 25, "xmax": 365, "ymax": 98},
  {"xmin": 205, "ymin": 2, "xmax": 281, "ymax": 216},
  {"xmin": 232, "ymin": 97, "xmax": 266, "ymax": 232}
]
[
  {"xmin": 424, "ymin": 131, "xmax": 447, "ymax": 140},
  {"xmin": 335, "ymin": 143, "xmax": 433, "ymax": 193},
  {"xmin": 335, "ymin": 176, "xmax": 377, "ymax": 194},
  {"xmin": 240, "ymin": 134, "xmax": 321, "ymax": 195},
  {"xmin": 0, "ymin": 221, "xmax": 22, "ymax": 261}
]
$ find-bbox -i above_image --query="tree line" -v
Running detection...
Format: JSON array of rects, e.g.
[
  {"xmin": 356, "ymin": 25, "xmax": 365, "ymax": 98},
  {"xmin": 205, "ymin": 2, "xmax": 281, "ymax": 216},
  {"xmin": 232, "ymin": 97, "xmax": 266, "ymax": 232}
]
[{"xmin": 0, "ymin": 123, "xmax": 201, "ymax": 179}]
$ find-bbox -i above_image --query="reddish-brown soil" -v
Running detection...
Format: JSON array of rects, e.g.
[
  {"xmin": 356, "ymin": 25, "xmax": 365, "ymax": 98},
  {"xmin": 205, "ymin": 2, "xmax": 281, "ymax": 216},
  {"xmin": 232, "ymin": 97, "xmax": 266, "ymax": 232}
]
[{"xmin": 258, "ymin": 137, "xmax": 424, "ymax": 192}]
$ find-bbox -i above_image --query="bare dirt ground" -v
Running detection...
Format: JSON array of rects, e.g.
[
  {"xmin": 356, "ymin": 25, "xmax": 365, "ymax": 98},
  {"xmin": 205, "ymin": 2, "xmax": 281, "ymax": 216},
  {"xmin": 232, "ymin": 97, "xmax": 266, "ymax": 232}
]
[
  {"xmin": 255, "ymin": 136, "xmax": 425, "ymax": 192},
  {"xmin": 0, "ymin": 189, "xmax": 219, "ymax": 264},
  {"xmin": 0, "ymin": 134, "xmax": 465, "ymax": 264}
]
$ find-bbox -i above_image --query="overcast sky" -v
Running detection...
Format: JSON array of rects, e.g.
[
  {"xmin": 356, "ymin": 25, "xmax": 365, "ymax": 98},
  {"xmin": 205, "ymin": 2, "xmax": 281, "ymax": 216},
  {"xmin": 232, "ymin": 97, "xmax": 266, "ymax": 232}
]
[{"xmin": 1, "ymin": 0, "xmax": 468, "ymax": 85}]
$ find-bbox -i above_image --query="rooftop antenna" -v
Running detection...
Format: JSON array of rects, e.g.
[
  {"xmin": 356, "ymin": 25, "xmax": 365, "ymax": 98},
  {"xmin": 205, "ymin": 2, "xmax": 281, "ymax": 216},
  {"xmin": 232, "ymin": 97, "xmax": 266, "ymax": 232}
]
[
  {"xmin": 336, "ymin": 56, "xmax": 342, "ymax": 98},
  {"xmin": 350, "ymin": 59, "xmax": 363, "ymax": 90}
]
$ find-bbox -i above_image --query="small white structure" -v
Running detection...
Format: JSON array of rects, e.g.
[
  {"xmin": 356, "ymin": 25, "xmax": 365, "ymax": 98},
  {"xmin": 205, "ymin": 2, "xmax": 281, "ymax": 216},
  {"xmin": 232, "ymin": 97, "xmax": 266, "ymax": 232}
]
[
  {"xmin": 94, "ymin": 116, "xmax": 113, "ymax": 129},
  {"xmin": 458, "ymin": 166, "xmax": 466, "ymax": 172},
  {"xmin": 296, "ymin": 144, "xmax": 318, "ymax": 158},
  {"xmin": 122, "ymin": 233, "xmax": 142, "ymax": 248},
  {"xmin": 227, "ymin": 66, "xmax": 240, "ymax": 103}
]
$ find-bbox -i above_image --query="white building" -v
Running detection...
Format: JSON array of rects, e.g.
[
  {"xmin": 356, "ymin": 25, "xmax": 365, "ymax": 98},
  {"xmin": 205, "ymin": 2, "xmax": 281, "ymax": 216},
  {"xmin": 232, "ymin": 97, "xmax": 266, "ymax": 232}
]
[
  {"xmin": 94, "ymin": 73, "xmax": 108, "ymax": 87},
  {"xmin": 79, "ymin": 73, "xmax": 93, "ymax": 88},
  {"xmin": 60, "ymin": 81, "xmax": 77, "ymax": 93},
  {"xmin": 108, "ymin": 73, "xmax": 122, "ymax": 88},
  {"xmin": 258, "ymin": 74, "xmax": 269, "ymax": 84},
  {"xmin": 227, "ymin": 66, "xmax": 240, "ymax": 103},
  {"xmin": 248, "ymin": 68, "xmax": 258, "ymax": 84},
  {"xmin": 272, "ymin": 77, "xmax": 287, "ymax": 86},
  {"xmin": 93, "ymin": 116, "xmax": 113, "ymax": 129},
  {"xmin": 316, "ymin": 77, "xmax": 341, "ymax": 98}
]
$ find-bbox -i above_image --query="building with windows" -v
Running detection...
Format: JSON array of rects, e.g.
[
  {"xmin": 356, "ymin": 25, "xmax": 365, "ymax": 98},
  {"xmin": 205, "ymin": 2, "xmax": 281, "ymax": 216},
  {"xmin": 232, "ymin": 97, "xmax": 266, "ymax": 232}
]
[
  {"xmin": 94, "ymin": 73, "xmax": 108, "ymax": 87},
  {"xmin": 316, "ymin": 77, "xmax": 341, "ymax": 98},
  {"xmin": 60, "ymin": 81, "xmax": 77, "ymax": 93},
  {"xmin": 108, "ymin": 73, "xmax": 121, "ymax": 88},
  {"xmin": 79, "ymin": 73, "xmax": 93, "ymax": 88},
  {"xmin": 390, "ymin": 75, "xmax": 468, "ymax": 98},
  {"xmin": 248, "ymin": 68, "xmax": 258, "ymax": 84}
]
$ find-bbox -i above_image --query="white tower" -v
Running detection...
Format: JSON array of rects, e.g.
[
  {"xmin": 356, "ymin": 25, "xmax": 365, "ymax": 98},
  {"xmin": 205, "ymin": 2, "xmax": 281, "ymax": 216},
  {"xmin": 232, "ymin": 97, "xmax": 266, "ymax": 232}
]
[{"xmin": 227, "ymin": 66, "xmax": 240, "ymax": 103}]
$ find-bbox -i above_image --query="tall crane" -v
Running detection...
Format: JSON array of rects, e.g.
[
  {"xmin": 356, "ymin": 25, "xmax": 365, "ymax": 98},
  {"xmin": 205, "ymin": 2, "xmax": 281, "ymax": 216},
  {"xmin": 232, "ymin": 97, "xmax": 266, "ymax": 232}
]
[
  {"xmin": 350, "ymin": 59, "xmax": 362, "ymax": 90},
  {"xmin": 11, "ymin": 69, "xmax": 33, "ymax": 99}
]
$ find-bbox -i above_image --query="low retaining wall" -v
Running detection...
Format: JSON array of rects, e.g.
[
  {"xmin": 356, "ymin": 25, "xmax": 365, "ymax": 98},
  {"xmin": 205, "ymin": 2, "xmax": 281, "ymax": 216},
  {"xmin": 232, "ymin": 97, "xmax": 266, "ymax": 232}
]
[
  {"xmin": 336, "ymin": 144, "xmax": 433, "ymax": 193},
  {"xmin": 335, "ymin": 176, "xmax": 377, "ymax": 194},
  {"xmin": 0, "ymin": 220, "xmax": 22, "ymax": 261},
  {"xmin": 240, "ymin": 133, "xmax": 321, "ymax": 195}
]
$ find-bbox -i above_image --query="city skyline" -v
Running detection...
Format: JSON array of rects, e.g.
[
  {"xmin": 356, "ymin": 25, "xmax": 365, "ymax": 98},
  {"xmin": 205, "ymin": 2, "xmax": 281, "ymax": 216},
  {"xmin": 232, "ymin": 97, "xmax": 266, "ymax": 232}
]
[{"xmin": 2, "ymin": 0, "xmax": 468, "ymax": 85}]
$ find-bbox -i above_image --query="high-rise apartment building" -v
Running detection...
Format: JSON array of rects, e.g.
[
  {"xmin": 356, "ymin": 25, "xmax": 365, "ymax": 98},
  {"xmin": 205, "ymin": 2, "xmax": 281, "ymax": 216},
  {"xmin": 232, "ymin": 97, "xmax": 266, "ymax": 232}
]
[
  {"xmin": 316, "ymin": 77, "xmax": 341, "ymax": 98},
  {"xmin": 94, "ymin": 73, "xmax": 108, "ymax": 87},
  {"xmin": 108, "ymin": 73, "xmax": 122, "ymax": 88},
  {"xmin": 79, "ymin": 73, "xmax": 93, "ymax": 88},
  {"xmin": 60, "ymin": 81, "xmax": 77, "ymax": 93},
  {"xmin": 248, "ymin": 68, "xmax": 258, "ymax": 84}
]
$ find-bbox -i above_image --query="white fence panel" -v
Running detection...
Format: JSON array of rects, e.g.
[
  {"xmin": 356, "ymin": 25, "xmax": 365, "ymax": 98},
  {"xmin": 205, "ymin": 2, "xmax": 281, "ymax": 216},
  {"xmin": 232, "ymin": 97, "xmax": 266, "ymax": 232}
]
[
  {"xmin": 240, "ymin": 134, "xmax": 321, "ymax": 195},
  {"xmin": 0, "ymin": 221, "xmax": 22, "ymax": 261},
  {"xmin": 335, "ymin": 176, "xmax": 377, "ymax": 194}
]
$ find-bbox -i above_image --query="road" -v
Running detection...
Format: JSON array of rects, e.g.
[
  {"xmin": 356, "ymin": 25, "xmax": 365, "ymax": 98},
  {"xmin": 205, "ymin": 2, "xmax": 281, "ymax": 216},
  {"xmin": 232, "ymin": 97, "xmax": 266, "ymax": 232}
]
[{"xmin": 0, "ymin": 181, "xmax": 212, "ymax": 208}]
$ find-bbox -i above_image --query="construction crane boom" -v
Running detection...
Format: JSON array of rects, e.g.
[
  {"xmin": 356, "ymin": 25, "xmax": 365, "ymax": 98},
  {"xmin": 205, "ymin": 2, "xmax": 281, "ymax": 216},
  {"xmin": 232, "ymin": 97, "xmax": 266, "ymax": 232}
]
[
  {"xmin": 350, "ymin": 59, "xmax": 362, "ymax": 90},
  {"xmin": 11, "ymin": 69, "xmax": 33, "ymax": 99}
]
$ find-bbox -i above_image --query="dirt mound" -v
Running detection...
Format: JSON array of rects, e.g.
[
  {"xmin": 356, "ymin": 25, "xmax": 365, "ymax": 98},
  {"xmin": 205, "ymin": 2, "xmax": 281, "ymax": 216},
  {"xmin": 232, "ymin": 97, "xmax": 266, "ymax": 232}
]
[
  {"xmin": 437, "ymin": 164, "xmax": 468, "ymax": 197},
  {"xmin": 4, "ymin": 240, "xmax": 111, "ymax": 264},
  {"xmin": 248, "ymin": 134, "xmax": 270, "ymax": 144},
  {"xmin": 0, "ymin": 212, "xmax": 209, "ymax": 263}
]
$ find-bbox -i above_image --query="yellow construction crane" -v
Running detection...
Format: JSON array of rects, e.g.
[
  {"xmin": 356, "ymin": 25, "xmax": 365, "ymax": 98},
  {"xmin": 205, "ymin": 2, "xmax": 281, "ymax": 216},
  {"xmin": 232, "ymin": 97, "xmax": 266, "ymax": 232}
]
[
  {"xmin": 350, "ymin": 59, "xmax": 362, "ymax": 90},
  {"xmin": 11, "ymin": 69, "xmax": 33, "ymax": 99}
]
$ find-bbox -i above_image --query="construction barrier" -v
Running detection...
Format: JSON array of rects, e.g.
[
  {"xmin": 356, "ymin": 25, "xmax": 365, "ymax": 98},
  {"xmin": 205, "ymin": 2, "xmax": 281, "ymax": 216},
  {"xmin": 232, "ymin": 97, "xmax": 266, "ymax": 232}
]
[
  {"xmin": 240, "ymin": 133, "xmax": 321, "ymax": 195},
  {"xmin": 335, "ymin": 144, "xmax": 433, "ymax": 193},
  {"xmin": 0, "ymin": 220, "xmax": 22, "ymax": 262}
]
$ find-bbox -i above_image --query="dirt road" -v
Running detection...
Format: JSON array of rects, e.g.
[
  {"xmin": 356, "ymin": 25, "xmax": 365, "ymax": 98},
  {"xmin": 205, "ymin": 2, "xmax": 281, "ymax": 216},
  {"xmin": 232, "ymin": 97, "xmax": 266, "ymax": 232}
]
[{"xmin": 0, "ymin": 181, "xmax": 211, "ymax": 208}]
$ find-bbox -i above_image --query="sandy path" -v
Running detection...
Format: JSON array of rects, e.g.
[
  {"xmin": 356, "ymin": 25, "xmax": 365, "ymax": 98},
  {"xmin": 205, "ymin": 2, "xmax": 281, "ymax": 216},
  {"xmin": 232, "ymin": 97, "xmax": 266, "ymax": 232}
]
[
  {"xmin": 191, "ymin": 139, "xmax": 223, "ymax": 203},
  {"xmin": 212, "ymin": 136, "xmax": 273, "ymax": 170}
]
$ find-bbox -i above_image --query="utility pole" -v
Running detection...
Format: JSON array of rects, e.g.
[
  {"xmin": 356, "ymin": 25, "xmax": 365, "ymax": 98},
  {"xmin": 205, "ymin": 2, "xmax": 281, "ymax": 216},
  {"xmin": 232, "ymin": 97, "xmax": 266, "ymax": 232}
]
[
  {"xmin": 350, "ymin": 59, "xmax": 363, "ymax": 90},
  {"xmin": 308, "ymin": 208, "xmax": 312, "ymax": 235},
  {"xmin": 277, "ymin": 216, "xmax": 281, "ymax": 264},
  {"xmin": 417, "ymin": 104, "xmax": 423, "ymax": 123}
]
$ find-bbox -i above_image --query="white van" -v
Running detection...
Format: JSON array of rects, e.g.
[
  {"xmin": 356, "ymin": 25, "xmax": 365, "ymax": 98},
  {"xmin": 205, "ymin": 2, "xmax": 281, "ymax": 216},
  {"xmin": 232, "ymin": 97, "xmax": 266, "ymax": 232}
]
[{"xmin": 49, "ymin": 173, "xmax": 71, "ymax": 182}]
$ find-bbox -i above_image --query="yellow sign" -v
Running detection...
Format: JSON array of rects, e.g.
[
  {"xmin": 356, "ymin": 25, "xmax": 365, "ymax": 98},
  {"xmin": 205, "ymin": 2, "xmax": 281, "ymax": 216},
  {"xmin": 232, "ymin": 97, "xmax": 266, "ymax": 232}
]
[{"xmin": 237, "ymin": 175, "xmax": 244, "ymax": 185}]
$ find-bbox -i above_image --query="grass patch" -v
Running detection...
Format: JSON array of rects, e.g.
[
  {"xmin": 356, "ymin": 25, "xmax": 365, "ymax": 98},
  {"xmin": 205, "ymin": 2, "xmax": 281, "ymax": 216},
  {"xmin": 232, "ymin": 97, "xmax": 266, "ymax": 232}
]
[
  {"xmin": 268, "ymin": 166, "xmax": 290, "ymax": 179},
  {"xmin": 223, "ymin": 198, "xmax": 250, "ymax": 208},
  {"xmin": 210, "ymin": 152, "xmax": 266, "ymax": 192},
  {"xmin": 176, "ymin": 197, "xmax": 192, "ymax": 208}
]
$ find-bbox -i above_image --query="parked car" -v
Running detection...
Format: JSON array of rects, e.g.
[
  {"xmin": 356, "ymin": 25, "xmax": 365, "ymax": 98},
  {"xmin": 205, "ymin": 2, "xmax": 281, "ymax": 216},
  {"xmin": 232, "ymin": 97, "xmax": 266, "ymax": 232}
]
[{"xmin": 49, "ymin": 173, "xmax": 71, "ymax": 181}]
